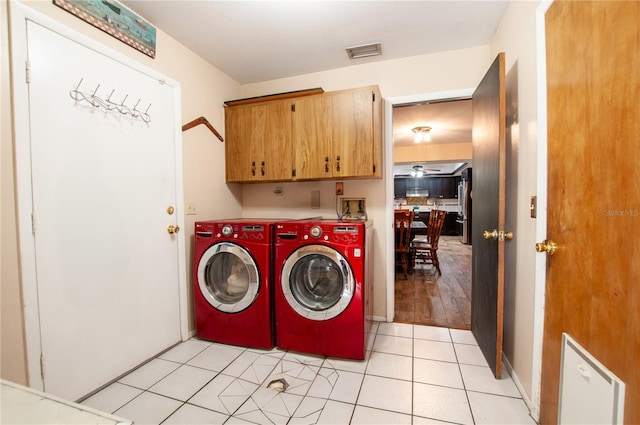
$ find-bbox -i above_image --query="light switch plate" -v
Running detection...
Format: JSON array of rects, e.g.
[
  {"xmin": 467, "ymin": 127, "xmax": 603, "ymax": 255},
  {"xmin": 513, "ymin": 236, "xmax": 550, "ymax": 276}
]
[
  {"xmin": 311, "ymin": 190, "xmax": 320, "ymax": 209},
  {"xmin": 186, "ymin": 202, "xmax": 197, "ymax": 215},
  {"xmin": 530, "ymin": 196, "xmax": 537, "ymax": 218}
]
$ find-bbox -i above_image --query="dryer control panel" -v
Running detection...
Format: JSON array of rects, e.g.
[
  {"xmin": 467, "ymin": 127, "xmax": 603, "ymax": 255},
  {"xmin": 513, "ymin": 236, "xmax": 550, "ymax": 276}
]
[{"xmin": 195, "ymin": 220, "xmax": 274, "ymax": 243}]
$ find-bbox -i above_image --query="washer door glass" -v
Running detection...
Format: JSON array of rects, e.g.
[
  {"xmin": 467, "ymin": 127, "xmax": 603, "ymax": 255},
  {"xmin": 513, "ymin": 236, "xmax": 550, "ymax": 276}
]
[
  {"xmin": 197, "ymin": 242, "xmax": 259, "ymax": 313},
  {"xmin": 282, "ymin": 244, "xmax": 354, "ymax": 321}
]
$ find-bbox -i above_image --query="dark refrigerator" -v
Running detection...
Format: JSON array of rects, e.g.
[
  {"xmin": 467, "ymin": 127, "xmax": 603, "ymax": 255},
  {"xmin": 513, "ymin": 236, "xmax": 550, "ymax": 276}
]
[{"xmin": 458, "ymin": 168, "xmax": 472, "ymax": 245}]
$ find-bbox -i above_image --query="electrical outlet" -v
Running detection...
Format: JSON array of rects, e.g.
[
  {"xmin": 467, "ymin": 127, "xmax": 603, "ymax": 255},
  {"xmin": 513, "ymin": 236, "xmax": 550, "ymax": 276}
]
[
  {"xmin": 186, "ymin": 202, "xmax": 197, "ymax": 215},
  {"xmin": 336, "ymin": 182, "xmax": 344, "ymax": 195}
]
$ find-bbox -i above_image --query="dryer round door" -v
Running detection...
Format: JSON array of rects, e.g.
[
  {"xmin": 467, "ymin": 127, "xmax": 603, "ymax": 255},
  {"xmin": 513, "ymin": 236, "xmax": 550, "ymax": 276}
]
[
  {"xmin": 281, "ymin": 244, "xmax": 354, "ymax": 321},
  {"xmin": 197, "ymin": 242, "xmax": 259, "ymax": 313}
]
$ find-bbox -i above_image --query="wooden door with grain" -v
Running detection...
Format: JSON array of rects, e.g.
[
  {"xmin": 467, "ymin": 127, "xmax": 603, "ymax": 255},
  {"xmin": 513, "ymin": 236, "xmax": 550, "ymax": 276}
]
[{"xmin": 540, "ymin": 1, "xmax": 640, "ymax": 423}]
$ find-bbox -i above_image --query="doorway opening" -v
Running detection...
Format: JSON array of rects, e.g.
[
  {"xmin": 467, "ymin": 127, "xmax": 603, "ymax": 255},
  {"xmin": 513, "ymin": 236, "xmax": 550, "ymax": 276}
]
[{"xmin": 391, "ymin": 97, "xmax": 473, "ymax": 329}]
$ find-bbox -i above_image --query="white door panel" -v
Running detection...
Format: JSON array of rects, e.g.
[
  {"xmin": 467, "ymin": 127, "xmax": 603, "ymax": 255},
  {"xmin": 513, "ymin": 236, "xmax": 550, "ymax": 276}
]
[{"xmin": 27, "ymin": 21, "xmax": 181, "ymax": 400}]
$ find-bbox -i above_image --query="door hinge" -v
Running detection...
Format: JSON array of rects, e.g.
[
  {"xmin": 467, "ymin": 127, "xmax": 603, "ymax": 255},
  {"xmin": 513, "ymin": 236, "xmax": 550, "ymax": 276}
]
[
  {"xmin": 25, "ymin": 61, "xmax": 31, "ymax": 84},
  {"xmin": 31, "ymin": 212, "xmax": 37, "ymax": 235},
  {"xmin": 292, "ymin": 169, "xmax": 296, "ymax": 178},
  {"xmin": 40, "ymin": 353, "xmax": 45, "ymax": 380},
  {"xmin": 291, "ymin": 104, "xmax": 296, "ymax": 112},
  {"xmin": 373, "ymin": 164, "xmax": 376, "ymax": 173}
]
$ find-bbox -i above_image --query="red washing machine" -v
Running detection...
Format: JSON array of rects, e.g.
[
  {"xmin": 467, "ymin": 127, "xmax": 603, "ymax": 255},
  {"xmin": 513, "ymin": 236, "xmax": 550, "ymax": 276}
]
[
  {"xmin": 274, "ymin": 219, "xmax": 374, "ymax": 359},
  {"xmin": 194, "ymin": 219, "xmax": 279, "ymax": 349}
]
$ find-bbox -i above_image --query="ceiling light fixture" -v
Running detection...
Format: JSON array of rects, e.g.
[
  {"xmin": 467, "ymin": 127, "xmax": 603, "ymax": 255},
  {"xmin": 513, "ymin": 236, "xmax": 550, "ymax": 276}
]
[
  {"xmin": 346, "ymin": 43, "xmax": 382, "ymax": 59},
  {"xmin": 411, "ymin": 165, "xmax": 424, "ymax": 178},
  {"xmin": 412, "ymin": 126, "xmax": 432, "ymax": 143}
]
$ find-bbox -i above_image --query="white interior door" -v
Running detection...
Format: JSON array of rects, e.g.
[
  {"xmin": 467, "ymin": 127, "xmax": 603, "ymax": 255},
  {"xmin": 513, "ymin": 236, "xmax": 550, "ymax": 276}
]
[{"xmin": 26, "ymin": 20, "xmax": 182, "ymax": 400}]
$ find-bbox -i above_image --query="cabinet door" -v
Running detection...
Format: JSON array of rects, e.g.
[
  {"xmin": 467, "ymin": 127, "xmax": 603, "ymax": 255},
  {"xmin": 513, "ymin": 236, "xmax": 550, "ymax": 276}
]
[
  {"xmin": 225, "ymin": 100, "xmax": 292, "ymax": 182},
  {"xmin": 330, "ymin": 87, "xmax": 376, "ymax": 178},
  {"xmin": 394, "ymin": 178, "xmax": 407, "ymax": 198},
  {"xmin": 292, "ymin": 95, "xmax": 330, "ymax": 180},
  {"xmin": 225, "ymin": 105, "xmax": 254, "ymax": 182},
  {"xmin": 255, "ymin": 100, "xmax": 292, "ymax": 181}
]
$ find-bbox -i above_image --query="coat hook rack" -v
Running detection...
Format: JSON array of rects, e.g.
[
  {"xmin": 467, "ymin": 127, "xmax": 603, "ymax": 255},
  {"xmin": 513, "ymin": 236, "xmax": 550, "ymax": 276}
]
[
  {"xmin": 182, "ymin": 116, "xmax": 224, "ymax": 142},
  {"xmin": 69, "ymin": 78, "xmax": 152, "ymax": 124}
]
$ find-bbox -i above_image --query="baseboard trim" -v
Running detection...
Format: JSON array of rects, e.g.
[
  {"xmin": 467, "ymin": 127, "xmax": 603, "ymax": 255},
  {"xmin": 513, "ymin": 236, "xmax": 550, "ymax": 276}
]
[{"xmin": 502, "ymin": 354, "xmax": 537, "ymax": 421}]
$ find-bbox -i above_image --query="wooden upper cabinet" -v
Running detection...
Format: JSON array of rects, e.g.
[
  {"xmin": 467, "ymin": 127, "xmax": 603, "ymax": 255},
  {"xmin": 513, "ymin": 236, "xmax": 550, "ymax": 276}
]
[
  {"xmin": 224, "ymin": 99, "xmax": 292, "ymax": 182},
  {"xmin": 292, "ymin": 94, "xmax": 330, "ymax": 180},
  {"xmin": 328, "ymin": 86, "xmax": 381, "ymax": 179},
  {"xmin": 225, "ymin": 85, "xmax": 381, "ymax": 183}
]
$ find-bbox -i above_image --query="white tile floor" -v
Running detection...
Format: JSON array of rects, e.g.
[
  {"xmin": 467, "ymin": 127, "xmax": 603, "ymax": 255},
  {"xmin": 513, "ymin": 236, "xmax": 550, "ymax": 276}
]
[{"xmin": 82, "ymin": 322, "xmax": 537, "ymax": 424}]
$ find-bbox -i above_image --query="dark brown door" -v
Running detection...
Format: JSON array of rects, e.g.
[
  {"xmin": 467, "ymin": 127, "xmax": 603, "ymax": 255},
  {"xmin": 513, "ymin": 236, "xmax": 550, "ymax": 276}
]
[
  {"xmin": 471, "ymin": 53, "xmax": 507, "ymax": 378},
  {"xmin": 540, "ymin": 1, "xmax": 640, "ymax": 424}
]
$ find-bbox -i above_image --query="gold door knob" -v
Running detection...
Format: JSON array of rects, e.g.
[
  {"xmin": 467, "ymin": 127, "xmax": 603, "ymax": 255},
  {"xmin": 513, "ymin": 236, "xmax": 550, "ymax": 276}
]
[
  {"xmin": 484, "ymin": 229, "xmax": 514, "ymax": 241},
  {"xmin": 483, "ymin": 229, "xmax": 498, "ymax": 240},
  {"xmin": 535, "ymin": 240, "xmax": 557, "ymax": 255},
  {"xmin": 167, "ymin": 225, "xmax": 180, "ymax": 234}
]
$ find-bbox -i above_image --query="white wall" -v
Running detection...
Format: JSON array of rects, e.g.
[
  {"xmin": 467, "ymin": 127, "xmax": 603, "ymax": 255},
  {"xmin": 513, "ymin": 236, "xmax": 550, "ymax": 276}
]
[
  {"xmin": 490, "ymin": 0, "xmax": 542, "ymax": 411},
  {"xmin": 238, "ymin": 46, "xmax": 492, "ymax": 321}
]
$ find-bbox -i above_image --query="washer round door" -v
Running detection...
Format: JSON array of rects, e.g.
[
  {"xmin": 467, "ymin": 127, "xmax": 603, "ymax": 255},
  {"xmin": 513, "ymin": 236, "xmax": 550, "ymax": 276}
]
[
  {"xmin": 281, "ymin": 244, "xmax": 354, "ymax": 321},
  {"xmin": 197, "ymin": 242, "xmax": 259, "ymax": 313}
]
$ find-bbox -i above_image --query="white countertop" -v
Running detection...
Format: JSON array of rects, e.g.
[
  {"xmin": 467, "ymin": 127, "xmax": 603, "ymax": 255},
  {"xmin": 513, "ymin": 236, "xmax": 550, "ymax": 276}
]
[
  {"xmin": 1, "ymin": 380, "xmax": 132, "ymax": 425},
  {"xmin": 396, "ymin": 205, "xmax": 460, "ymax": 213}
]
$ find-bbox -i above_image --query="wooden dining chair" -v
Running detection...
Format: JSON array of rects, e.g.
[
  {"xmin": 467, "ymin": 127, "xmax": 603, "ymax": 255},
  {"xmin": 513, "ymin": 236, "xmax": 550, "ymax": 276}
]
[
  {"xmin": 394, "ymin": 209, "xmax": 414, "ymax": 279},
  {"xmin": 411, "ymin": 209, "xmax": 447, "ymax": 275}
]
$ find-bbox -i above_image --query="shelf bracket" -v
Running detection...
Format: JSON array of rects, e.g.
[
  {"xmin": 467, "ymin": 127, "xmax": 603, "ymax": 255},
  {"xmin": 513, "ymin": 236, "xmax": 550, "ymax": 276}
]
[{"xmin": 182, "ymin": 116, "xmax": 224, "ymax": 142}]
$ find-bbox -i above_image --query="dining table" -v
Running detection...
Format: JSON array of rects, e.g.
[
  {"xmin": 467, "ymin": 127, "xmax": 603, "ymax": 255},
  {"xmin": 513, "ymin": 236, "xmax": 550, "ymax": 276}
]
[
  {"xmin": 404, "ymin": 220, "xmax": 427, "ymax": 273},
  {"xmin": 410, "ymin": 220, "xmax": 427, "ymax": 236}
]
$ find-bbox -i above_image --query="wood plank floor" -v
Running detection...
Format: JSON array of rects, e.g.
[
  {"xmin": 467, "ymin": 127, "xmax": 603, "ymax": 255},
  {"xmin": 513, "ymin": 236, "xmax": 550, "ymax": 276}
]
[{"xmin": 394, "ymin": 236, "xmax": 472, "ymax": 329}]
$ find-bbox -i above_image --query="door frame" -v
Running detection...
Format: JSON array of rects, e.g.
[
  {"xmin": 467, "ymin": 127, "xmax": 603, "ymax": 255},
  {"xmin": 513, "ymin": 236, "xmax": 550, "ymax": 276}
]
[
  {"xmin": 10, "ymin": 2, "xmax": 189, "ymax": 391},
  {"xmin": 530, "ymin": 0, "xmax": 553, "ymax": 421},
  {"xmin": 384, "ymin": 88, "xmax": 474, "ymax": 322}
]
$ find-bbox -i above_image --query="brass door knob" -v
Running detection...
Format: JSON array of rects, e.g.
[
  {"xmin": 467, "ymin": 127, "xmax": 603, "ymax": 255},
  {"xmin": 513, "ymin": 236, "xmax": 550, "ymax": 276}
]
[
  {"xmin": 483, "ymin": 229, "xmax": 498, "ymax": 240},
  {"xmin": 167, "ymin": 225, "xmax": 180, "ymax": 234},
  {"xmin": 483, "ymin": 230, "xmax": 514, "ymax": 241},
  {"xmin": 535, "ymin": 240, "xmax": 557, "ymax": 255}
]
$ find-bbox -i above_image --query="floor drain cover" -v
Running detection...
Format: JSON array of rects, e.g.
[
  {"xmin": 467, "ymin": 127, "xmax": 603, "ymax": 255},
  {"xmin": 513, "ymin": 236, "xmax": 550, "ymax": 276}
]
[{"xmin": 267, "ymin": 378, "xmax": 289, "ymax": 392}]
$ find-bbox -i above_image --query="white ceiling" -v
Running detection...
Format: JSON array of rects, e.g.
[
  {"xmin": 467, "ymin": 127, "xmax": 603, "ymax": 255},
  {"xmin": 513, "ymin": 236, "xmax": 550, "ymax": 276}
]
[
  {"xmin": 120, "ymin": 1, "xmax": 508, "ymax": 85},
  {"xmin": 393, "ymin": 98, "xmax": 472, "ymax": 147}
]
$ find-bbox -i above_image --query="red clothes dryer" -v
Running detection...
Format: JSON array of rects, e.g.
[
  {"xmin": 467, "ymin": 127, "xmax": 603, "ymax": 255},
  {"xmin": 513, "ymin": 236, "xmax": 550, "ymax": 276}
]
[
  {"xmin": 274, "ymin": 219, "xmax": 373, "ymax": 359},
  {"xmin": 194, "ymin": 219, "xmax": 279, "ymax": 349}
]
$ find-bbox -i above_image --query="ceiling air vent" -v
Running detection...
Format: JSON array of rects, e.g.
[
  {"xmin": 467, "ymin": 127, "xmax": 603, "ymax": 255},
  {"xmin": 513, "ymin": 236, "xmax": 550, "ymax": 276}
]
[{"xmin": 346, "ymin": 43, "xmax": 382, "ymax": 59}]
